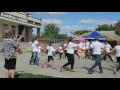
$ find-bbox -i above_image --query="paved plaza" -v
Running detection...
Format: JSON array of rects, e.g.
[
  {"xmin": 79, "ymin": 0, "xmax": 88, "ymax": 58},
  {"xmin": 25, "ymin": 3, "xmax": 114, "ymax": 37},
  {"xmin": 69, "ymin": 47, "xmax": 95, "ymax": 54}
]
[{"xmin": 0, "ymin": 53, "xmax": 120, "ymax": 78}]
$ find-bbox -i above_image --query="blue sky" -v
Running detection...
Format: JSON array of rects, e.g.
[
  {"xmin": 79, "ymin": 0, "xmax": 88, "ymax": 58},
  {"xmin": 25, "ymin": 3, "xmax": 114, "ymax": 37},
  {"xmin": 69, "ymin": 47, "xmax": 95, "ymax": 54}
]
[{"xmin": 31, "ymin": 12, "xmax": 120, "ymax": 36}]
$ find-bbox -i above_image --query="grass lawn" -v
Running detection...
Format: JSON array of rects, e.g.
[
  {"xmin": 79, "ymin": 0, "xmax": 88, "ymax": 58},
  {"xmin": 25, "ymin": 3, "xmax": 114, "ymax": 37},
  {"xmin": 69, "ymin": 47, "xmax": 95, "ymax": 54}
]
[{"xmin": 15, "ymin": 73, "xmax": 57, "ymax": 78}]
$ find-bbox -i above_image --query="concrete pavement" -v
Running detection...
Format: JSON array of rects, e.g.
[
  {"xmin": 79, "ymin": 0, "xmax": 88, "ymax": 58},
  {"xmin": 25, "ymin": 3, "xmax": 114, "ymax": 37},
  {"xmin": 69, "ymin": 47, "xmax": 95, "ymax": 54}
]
[{"xmin": 0, "ymin": 53, "xmax": 119, "ymax": 78}]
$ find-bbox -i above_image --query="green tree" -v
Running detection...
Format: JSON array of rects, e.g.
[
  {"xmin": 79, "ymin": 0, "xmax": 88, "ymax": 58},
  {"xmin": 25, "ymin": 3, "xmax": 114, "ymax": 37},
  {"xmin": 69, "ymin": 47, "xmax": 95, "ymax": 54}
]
[
  {"xmin": 95, "ymin": 24, "xmax": 113, "ymax": 31},
  {"xmin": 113, "ymin": 20, "xmax": 120, "ymax": 30},
  {"xmin": 73, "ymin": 30, "xmax": 90, "ymax": 36},
  {"xmin": 42, "ymin": 24, "xmax": 60, "ymax": 38}
]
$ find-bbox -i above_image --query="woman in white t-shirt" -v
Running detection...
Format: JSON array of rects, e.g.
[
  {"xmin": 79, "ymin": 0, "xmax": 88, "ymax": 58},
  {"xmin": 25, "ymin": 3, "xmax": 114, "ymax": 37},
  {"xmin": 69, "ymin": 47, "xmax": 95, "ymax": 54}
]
[
  {"xmin": 110, "ymin": 40, "xmax": 120, "ymax": 74},
  {"xmin": 60, "ymin": 37, "xmax": 79, "ymax": 72},
  {"xmin": 41, "ymin": 42, "xmax": 57, "ymax": 69}
]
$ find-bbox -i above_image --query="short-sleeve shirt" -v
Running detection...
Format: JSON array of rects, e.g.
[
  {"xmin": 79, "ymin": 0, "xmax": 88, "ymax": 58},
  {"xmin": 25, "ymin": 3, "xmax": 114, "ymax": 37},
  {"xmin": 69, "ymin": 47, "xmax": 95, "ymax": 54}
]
[
  {"xmin": 90, "ymin": 41, "xmax": 104, "ymax": 55},
  {"xmin": 59, "ymin": 47, "xmax": 63, "ymax": 53},
  {"xmin": 46, "ymin": 46, "xmax": 55, "ymax": 56},
  {"xmin": 104, "ymin": 44, "xmax": 112, "ymax": 53},
  {"xmin": 115, "ymin": 45, "xmax": 120, "ymax": 57},
  {"xmin": 67, "ymin": 42, "xmax": 76, "ymax": 54}
]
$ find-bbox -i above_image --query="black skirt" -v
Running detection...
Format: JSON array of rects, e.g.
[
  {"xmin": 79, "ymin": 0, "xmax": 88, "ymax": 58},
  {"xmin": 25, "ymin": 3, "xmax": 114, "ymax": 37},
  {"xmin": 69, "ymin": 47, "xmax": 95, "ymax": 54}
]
[{"xmin": 4, "ymin": 58, "xmax": 16, "ymax": 69}]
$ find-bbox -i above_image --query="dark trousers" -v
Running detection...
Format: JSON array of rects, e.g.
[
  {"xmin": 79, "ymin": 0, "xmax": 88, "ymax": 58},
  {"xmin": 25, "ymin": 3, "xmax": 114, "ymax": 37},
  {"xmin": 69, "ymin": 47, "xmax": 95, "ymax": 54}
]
[
  {"xmin": 64, "ymin": 50, "xmax": 67, "ymax": 59},
  {"xmin": 63, "ymin": 53, "xmax": 74, "ymax": 70},
  {"xmin": 116, "ymin": 57, "xmax": 120, "ymax": 71},
  {"xmin": 103, "ymin": 53, "xmax": 113, "ymax": 61},
  {"xmin": 59, "ymin": 52, "xmax": 63, "ymax": 59},
  {"xmin": 74, "ymin": 50, "xmax": 80, "ymax": 59}
]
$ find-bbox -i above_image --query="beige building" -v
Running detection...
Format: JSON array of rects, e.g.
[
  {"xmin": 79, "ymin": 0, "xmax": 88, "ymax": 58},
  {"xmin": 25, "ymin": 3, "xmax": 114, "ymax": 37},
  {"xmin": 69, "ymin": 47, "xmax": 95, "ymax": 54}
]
[{"xmin": 0, "ymin": 12, "xmax": 42, "ymax": 42}]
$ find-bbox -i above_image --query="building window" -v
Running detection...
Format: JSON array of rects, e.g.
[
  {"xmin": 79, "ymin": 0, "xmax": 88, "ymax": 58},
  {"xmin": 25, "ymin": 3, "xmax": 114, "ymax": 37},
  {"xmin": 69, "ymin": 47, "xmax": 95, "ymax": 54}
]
[
  {"xmin": 28, "ymin": 20, "xmax": 33, "ymax": 24},
  {"xmin": 11, "ymin": 25, "xmax": 16, "ymax": 35},
  {"xmin": 35, "ymin": 22, "xmax": 41, "ymax": 26}
]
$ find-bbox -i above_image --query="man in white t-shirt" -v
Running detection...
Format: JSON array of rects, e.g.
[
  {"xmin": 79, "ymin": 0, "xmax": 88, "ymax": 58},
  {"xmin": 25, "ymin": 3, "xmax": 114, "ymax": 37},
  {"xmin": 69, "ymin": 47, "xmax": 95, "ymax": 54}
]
[
  {"xmin": 103, "ymin": 41, "xmax": 113, "ymax": 62},
  {"xmin": 85, "ymin": 37, "xmax": 106, "ymax": 74},
  {"xmin": 31, "ymin": 39, "xmax": 40, "ymax": 66}
]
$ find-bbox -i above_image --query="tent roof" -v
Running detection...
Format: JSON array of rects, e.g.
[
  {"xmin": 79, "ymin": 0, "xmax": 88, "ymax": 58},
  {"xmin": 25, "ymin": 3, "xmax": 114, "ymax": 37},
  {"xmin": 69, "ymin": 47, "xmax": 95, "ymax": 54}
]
[{"xmin": 82, "ymin": 31, "xmax": 106, "ymax": 39}]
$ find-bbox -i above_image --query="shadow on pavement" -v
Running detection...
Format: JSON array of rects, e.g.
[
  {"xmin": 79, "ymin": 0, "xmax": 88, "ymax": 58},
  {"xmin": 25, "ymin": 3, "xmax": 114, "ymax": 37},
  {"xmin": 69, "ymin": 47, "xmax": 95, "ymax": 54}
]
[
  {"xmin": 102, "ymin": 67, "xmax": 114, "ymax": 72},
  {"xmin": 81, "ymin": 66, "xmax": 89, "ymax": 70},
  {"xmin": 63, "ymin": 67, "xmax": 71, "ymax": 71}
]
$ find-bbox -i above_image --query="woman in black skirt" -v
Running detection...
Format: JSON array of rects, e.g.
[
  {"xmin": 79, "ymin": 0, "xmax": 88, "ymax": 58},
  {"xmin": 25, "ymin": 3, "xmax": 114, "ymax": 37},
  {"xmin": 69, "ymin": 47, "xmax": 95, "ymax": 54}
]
[{"xmin": 2, "ymin": 30, "xmax": 20, "ymax": 78}]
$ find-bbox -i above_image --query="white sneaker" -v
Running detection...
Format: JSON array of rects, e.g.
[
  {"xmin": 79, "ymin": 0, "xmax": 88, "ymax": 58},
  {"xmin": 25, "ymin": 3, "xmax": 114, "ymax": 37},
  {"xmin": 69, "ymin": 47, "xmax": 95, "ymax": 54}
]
[{"xmin": 114, "ymin": 69, "xmax": 117, "ymax": 74}]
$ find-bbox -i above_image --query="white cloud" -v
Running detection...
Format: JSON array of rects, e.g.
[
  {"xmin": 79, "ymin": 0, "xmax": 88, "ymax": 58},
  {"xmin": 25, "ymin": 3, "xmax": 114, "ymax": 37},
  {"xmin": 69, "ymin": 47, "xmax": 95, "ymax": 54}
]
[
  {"xmin": 36, "ymin": 12, "xmax": 68, "ymax": 15},
  {"xmin": 80, "ymin": 19, "xmax": 117, "ymax": 25},
  {"xmin": 42, "ymin": 18, "xmax": 63, "ymax": 25},
  {"xmin": 62, "ymin": 25, "xmax": 82, "ymax": 31}
]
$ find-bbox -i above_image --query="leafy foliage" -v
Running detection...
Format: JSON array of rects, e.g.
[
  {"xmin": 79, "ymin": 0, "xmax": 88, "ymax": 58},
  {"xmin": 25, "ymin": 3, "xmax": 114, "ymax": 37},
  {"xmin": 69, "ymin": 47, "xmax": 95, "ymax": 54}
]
[
  {"xmin": 95, "ymin": 24, "xmax": 113, "ymax": 31},
  {"xmin": 41, "ymin": 24, "xmax": 67, "ymax": 39},
  {"xmin": 113, "ymin": 20, "xmax": 120, "ymax": 30},
  {"xmin": 73, "ymin": 30, "xmax": 90, "ymax": 36}
]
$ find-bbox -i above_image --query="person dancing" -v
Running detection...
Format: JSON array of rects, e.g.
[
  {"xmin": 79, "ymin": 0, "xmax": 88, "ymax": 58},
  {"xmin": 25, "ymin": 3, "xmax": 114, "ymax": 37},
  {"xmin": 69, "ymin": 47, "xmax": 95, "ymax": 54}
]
[{"xmin": 60, "ymin": 37, "xmax": 79, "ymax": 72}]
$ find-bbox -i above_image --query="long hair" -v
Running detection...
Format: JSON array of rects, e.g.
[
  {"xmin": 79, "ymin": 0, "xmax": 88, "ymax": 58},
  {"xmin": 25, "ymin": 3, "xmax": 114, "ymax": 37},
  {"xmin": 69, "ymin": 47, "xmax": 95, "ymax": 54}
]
[{"xmin": 49, "ymin": 42, "xmax": 52, "ymax": 46}]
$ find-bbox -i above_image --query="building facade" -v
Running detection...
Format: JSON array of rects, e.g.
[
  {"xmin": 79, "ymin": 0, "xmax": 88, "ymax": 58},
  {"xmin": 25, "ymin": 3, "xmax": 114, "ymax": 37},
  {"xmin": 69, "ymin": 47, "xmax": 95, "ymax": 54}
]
[{"xmin": 0, "ymin": 12, "xmax": 42, "ymax": 42}]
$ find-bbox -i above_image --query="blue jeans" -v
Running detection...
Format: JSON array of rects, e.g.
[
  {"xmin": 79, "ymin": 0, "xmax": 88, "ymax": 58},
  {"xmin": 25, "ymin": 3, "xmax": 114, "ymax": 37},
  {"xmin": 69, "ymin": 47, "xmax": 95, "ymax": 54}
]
[
  {"xmin": 29, "ymin": 52, "xmax": 34, "ymax": 63},
  {"xmin": 31, "ymin": 52, "xmax": 40, "ymax": 65},
  {"xmin": 90, "ymin": 54, "xmax": 103, "ymax": 72}
]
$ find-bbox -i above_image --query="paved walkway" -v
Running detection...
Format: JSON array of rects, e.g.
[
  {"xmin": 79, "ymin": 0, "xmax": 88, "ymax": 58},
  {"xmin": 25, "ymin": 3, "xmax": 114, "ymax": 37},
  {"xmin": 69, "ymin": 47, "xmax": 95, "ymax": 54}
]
[{"xmin": 0, "ymin": 53, "xmax": 119, "ymax": 78}]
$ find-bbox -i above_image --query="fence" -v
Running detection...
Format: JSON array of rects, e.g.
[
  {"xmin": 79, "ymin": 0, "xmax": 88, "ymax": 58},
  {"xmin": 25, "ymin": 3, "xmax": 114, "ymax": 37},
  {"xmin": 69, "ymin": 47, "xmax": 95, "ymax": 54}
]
[{"xmin": 39, "ymin": 38, "xmax": 66, "ymax": 44}]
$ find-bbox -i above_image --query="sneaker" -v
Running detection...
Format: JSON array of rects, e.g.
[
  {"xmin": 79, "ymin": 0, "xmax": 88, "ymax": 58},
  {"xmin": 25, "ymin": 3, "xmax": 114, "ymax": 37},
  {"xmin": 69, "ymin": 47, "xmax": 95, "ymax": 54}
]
[
  {"xmin": 70, "ymin": 70, "xmax": 76, "ymax": 72},
  {"xmin": 114, "ymin": 69, "xmax": 117, "ymax": 74},
  {"xmin": 88, "ymin": 69, "xmax": 92, "ymax": 74}
]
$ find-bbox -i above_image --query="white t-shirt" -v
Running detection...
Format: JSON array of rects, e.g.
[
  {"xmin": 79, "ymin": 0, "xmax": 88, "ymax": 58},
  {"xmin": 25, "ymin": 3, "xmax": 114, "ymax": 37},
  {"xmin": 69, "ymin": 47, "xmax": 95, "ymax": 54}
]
[
  {"xmin": 115, "ymin": 45, "xmax": 120, "ymax": 57},
  {"xmin": 64, "ymin": 43, "xmax": 67, "ymax": 50},
  {"xmin": 32, "ymin": 42, "xmax": 39, "ymax": 52},
  {"xmin": 59, "ymin": 47, "xmax": 63, "ymax": 53},
  {"xmin": 105, "ymin": 44, "xmax": 112, "ymax": 53},
  {"xmin": 83, "ymin": 42, "xmax": 90, "ymax": 49},
  {"xmin": 39, "ymin": 46, "xmax": 41, "ymax": 54},
  {"xmin": 67, "ymin": 42, "xmax": 76, "ymax": 54},
  {"xmin": 78, "ymin": 42, "xmax": 84, "ymax": 49},
  {"xmin": 34, "ymin": 40, "xmax": 39, "ymax": 45},
  {"xmin": 74, "ymin": 44, "xmax": 78, "ymax": 50},
  {"xmin": 90, "ymin": 41, "xmax": 104, "ymax": 55},
  {"xmin": 46, "ymin": 46, "xmax": 55, "ymax": 56}
]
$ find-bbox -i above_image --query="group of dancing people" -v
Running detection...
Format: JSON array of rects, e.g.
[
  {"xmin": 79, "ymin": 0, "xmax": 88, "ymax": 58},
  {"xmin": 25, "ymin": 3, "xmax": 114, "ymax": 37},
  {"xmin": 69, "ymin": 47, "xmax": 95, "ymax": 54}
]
[
  {"xmin": 29, "ymin": 36, "xmax": 120, "ymax": 74},
  {"xmin": 1, "ymin": 29, "xmax": 120, "ymax": 78}
]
